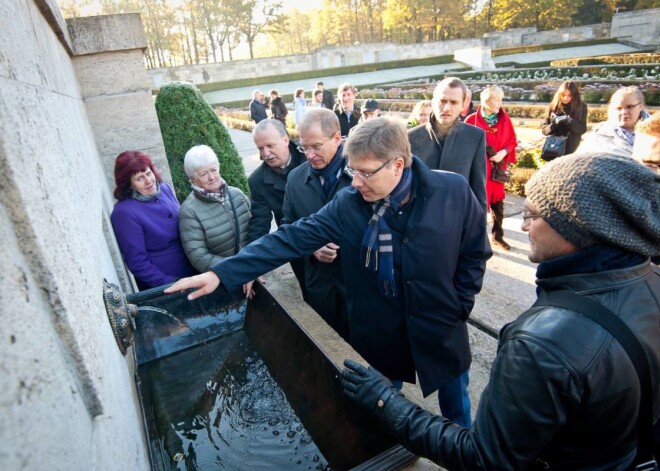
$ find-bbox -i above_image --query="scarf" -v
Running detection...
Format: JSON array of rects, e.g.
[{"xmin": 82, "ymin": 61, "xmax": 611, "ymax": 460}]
[
  {"xmin": 311, "ymin": 153, "xmax": 344, "ymax": 196},
  {"xmin": 614, "ymin": 110, "xmax": 651, "ymax": 146},
  {"xmin": 360, "ymin": 167, "xmax": 413, "ymax": 296},
  {"xmin": 481, "ymin": 107, "xmax": 499, "ymax": 127},
  {"xmin": 192, "ymin": 179, "xmax": 227, "ymax": 203},
  {"xmin": 131, "ymin": 181, "xmax": 161, "ymax": 202},
  {"xmin": 536, "ymin": 244, "xmax": 645, "ymax": 285}
]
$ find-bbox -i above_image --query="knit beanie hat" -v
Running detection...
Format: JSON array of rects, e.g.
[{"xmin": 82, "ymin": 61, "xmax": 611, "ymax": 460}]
[{"xmin": 525, "ymin": 152, "xmax": 660, "ymax": 256}]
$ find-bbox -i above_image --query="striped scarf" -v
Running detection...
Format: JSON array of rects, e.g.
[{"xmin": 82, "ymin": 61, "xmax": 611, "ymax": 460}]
[{"xmin": 360, "ymin": 167, "xmax": 413, "ymax": 296}]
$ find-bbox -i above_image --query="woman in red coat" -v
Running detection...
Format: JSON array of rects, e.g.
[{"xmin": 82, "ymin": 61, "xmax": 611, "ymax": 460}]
[{"xmin": 465, "ymin": 85, "xmax": 517, "ymax": 250}]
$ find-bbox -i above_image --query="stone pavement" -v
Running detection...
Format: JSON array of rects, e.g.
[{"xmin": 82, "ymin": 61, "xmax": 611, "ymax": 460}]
[
  {"xmin": 205, "ymin": 63, "xmax": 465, "ymax": 105},
  {"xmin": 207, "ymin": 42, "xmax": 641, "ymax": 107},
  {"xmin": 228, "ymin": 127, "xmax": 536, "ymax": 470}
]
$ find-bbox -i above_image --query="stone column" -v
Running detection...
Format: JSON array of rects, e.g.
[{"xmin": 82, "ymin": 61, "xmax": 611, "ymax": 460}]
[{"xmin": 67, "ymin": 13, "xmax": 172, "ymax": 191}]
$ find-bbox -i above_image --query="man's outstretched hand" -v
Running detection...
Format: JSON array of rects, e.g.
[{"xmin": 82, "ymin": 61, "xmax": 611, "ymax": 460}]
[
  {"xmin": 341, "ymin": 359, "xmax": 399, "ymax": 416},
  {"xmin": 164, "ymin": 272, "xmax": 221, "ymax": 300}
]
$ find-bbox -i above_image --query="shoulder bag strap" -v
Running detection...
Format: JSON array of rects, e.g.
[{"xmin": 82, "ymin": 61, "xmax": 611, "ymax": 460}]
[{"xmin": 535, "ymin": 290, "xmax": 655, "ymax": 469}]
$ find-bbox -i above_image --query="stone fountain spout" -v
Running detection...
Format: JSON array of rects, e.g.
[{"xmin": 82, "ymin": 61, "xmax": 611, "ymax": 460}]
[{"xmin": 103, "ymin": 280, "xmax": 139, "ymax": 355}]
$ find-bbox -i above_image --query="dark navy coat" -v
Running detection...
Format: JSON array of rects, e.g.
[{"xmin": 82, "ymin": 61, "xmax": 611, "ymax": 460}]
[
  {"xmin": 281, "ymin": 145, "xmax": 352, "ymax": 337},
  {"xmin": 212, "ymin": 157, "xmax": 491, "ymax": 395}
]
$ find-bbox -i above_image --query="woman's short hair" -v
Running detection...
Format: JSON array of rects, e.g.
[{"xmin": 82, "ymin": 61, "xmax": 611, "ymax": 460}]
[
  {"xmin": 345, "ymin": 117, "xmax": 412, "ymax": 167},
  {"xmin": 184, "ymin": 145, "xmax": 220, "ymax": 178},
  {"xmin": 269, "ymin": 89, "xmax": 279, "ymax": 96},
  {"xmin": 113, "ymin": 151, "xmax": 162, "ymax": 200},
  {"xmin": 295, "ymin": 88, "xmax": 304, "ymax": 97},
  {"xmin": 609, "ymin": 86, "xmax": 645, "ymax": 116},
  {"xmin": 480, "ymin": 84, "xmax": 504, "ymax": 104}
]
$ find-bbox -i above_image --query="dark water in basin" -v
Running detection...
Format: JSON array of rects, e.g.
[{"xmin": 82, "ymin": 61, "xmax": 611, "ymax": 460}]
[{"xmin": 138, "ymin": 330, "xmax": 331, "ymax": 471}]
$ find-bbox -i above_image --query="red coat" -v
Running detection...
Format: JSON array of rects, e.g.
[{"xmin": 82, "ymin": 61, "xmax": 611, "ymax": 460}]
[{"xmin": 465, "ymin": 107, "xmax": 517, "ymax": 205}]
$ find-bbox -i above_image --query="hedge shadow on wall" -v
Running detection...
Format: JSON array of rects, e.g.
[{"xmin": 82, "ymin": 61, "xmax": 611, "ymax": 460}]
[{"xmin": 155, "ymin": 81, "xmax": 249, "ymax": 202}]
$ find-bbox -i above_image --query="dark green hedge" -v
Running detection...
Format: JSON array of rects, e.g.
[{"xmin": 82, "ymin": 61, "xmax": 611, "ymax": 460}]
[
  {"xmin": 155, "ymin": 81, "xmax": 249, "ymax": 202},
  {"xmin": 551, "ymin": 54, "xmax": 660, "ymax": 67}
]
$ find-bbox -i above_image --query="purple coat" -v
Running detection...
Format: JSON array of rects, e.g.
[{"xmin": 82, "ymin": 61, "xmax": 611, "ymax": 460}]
[{"xmin": 111, "ymin": 183, "xmax": 197, "ymax": 289}]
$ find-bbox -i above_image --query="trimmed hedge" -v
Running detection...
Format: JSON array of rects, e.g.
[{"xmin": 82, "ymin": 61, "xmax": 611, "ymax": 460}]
[
  {"xmin": 155, "ymin": 81, "xmax": 249, "ymax": 202},
  {"xmin": 551, "ymin": 54, "xmax": 660, "ymax": 67}
]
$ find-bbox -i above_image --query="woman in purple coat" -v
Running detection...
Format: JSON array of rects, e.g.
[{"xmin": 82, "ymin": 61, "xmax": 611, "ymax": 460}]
[{"xmin": 110, "ymin": 151, "xmax": 197, "ymax": 290}]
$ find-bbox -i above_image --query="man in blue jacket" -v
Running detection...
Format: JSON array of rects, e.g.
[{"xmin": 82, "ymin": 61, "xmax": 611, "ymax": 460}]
[{"xmin": 166, "ymin": 117, "xmax": 492, "ymax": 427}]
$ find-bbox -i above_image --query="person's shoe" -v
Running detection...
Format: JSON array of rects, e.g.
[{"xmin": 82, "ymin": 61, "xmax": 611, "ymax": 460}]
[{"xmin": 492, "ymin": 234, "xmax": 511, "ymax": 251}]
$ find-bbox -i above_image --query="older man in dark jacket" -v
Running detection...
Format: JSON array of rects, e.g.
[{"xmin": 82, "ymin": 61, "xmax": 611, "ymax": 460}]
[
  {"xmin": 408, "ymin": 77, "xmax": 487, "ymax": 212},
  {"xmin": 341, "ymin": 153, "xmax": 660, "ymax": 470},
  {"xmin": 248, "ymin": 118, "xmax": 307, "ymax": 299},
  {"xmin": 166, "ymin": 117, "xmax": 492, "ymax": 428}
]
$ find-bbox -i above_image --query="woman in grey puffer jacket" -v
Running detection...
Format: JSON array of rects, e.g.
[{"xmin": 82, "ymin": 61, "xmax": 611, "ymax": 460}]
[{"xmin": 179, "ymin": 145, "xmax": 253, "ymax": 295}]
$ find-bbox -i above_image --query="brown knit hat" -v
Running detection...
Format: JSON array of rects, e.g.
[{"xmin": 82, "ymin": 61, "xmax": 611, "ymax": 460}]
[{"xmin": 525, "ymin": 152, "xmax": 660, "ymax": 256}]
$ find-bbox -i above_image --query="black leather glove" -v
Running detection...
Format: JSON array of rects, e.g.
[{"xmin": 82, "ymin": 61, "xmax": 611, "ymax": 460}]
[{"xmin": 341, "ymin": 359, "xmax": 401, "ymax": 417}]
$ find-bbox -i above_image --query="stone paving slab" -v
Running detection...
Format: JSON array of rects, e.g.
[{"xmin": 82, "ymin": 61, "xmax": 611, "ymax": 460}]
[
  {"xmin": 205, "ymin": 63, "xmax": 465, "ymax": 105},
  {"xmin": 494, "ymin": 43, "xmax": 638, "ymax": 65}
]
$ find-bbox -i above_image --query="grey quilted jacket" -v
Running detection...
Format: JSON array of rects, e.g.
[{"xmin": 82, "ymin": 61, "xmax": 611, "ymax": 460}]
[{"xmin": 179, "ymin": 186, "xmax": 251, "ymax": 272}]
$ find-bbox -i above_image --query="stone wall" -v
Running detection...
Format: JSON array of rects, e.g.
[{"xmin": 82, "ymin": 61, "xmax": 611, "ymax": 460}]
[
  {"xmin": 520, "ymin": 24, "xmax": 611, "ymax": 46},
  {"xmin": 611, "ymin": 8, "xmax": 660, "ymax": 45},
  {"xmin": 0, "ymin": 2, "xmax": 157, "ymax": 469},
  {"xmin": 148, "ymin": 9, "xmax": 660, "ymax": 88}
]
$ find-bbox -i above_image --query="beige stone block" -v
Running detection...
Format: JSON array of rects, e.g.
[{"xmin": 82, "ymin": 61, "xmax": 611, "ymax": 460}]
[
  {"xmin": 67, "ymin": 13, "xmax": 147, "ymax": 56},
  {"xmin": 74, "ymin": 50, "xmax": 152, "ymax": 97}
]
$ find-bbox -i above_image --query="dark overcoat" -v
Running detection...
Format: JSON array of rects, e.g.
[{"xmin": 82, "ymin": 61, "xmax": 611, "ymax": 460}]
[
  {"xmin": 246, "ymin": 141, "xmax": 306, "ymax": 243},
  {"xmin": 212, "ymin": 158, "xmax": 491, "ymax": 395},
  {"xmin": 281, "ymin": 146, "xmax": 352, "ymax": 336},
  {"xmin": 408, "ymin": 117, "xmax": 487, "ymax": 212}
]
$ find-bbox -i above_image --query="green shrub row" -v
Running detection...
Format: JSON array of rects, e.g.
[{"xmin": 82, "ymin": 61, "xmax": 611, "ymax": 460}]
[
  {"xmin": 491, "ymin": 38, "xmax": 617, "ymax": 57},
  {"xmin": 551, "ymin": 53, "xmax": 660, "ymax": 67}
]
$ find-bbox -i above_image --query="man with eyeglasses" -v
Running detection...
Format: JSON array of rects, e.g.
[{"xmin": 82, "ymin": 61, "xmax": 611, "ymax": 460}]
[
  {"xmin": 578, "ymin": 86, "xmax": 650, "ymax": 157},
  {"xmin": 408, "ymin": 77, "xmax": 487, "ymax": 212},
  {"xmin": 281, "ymin": 108, "xmax": 352, "ymax": 340},
  {"xmin": 166, "ymin": 117, "xmax": 492, "ymax": 428},
  {"xmin": 339, "ymin": 152, "xmax": 660, "ymax": 470}
]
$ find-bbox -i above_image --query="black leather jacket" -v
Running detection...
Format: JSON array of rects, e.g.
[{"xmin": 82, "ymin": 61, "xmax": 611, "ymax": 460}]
[{"xmin": 378, "ymin": 261, "xmax": 660, "ymax": 470}]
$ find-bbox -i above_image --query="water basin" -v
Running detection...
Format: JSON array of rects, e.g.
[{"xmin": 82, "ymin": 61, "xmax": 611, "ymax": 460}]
[{"xmin": 129, "ymin": 283, "xmax": 416, "ymax": 471}]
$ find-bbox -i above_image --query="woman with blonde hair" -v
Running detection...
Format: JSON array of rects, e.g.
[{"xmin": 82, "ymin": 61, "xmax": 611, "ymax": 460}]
[
  {"xmin": 578, "ymin": 86, "xmax": 649, "ymax": 156},
  {"xmin": 407, "ymin": 100, "xmax": 432, "ymax": 128},
  {"xmin": 465, "ymin": 85, "xmax": 517, "ymax": 250}
]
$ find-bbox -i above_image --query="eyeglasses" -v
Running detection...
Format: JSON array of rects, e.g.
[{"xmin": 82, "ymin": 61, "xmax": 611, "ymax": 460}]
[
  {"xmin": 345, "ymin": 159, "xmax": 393, "ymax": 180},
  {"xmin": 296, "ymin": 136, "xmax": 333, "ymax": 154},
  {"xmin": 521, "ymin": 209, "xmax": 542, "ymax": 221},
  {"xmin": 615, "ymin": 103, "xmax": 641, "ymax": 112}
]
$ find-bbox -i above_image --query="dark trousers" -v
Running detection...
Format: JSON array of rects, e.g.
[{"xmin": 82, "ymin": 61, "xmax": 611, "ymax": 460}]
[{"xmin": 491, "ymin": 200, "xmax": 505, "ymax": 239}]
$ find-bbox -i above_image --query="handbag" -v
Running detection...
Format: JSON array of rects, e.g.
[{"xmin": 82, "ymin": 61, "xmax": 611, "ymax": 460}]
[
  {"xmin": 535, "ymin": 291, "xmax": 658, "ymax": 471},
  {"xmin": 541, "ymin": 135, "xmax": 567, "ymax": 161},
  {"xmin": 491, "ymin": 161, "xmax": 511, "ymax": 183}
]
